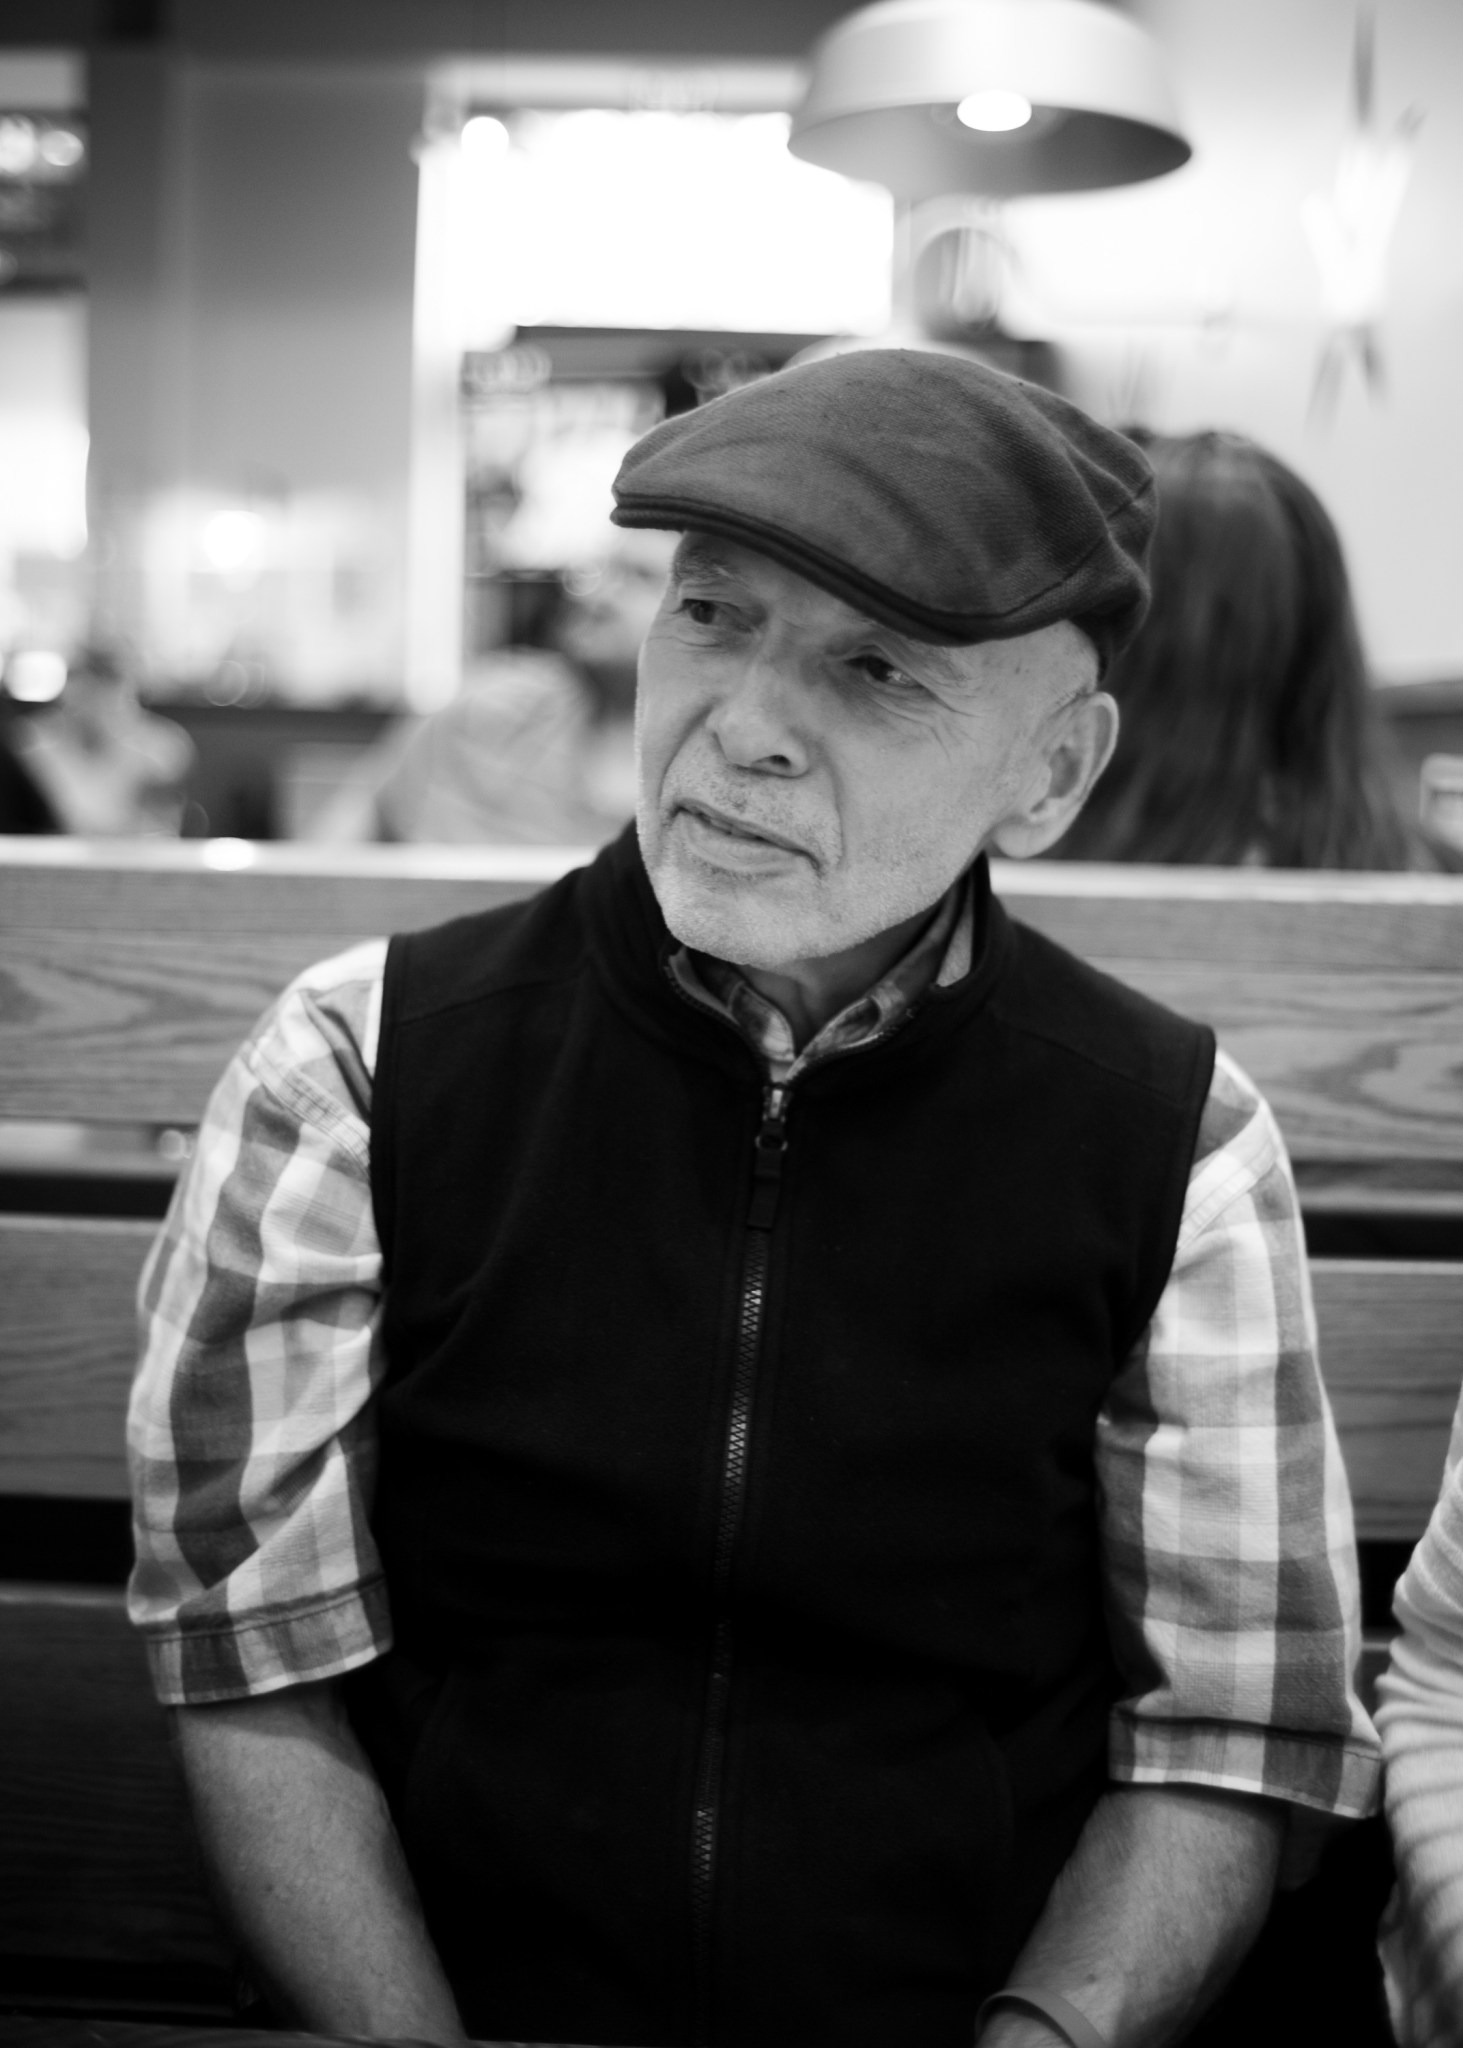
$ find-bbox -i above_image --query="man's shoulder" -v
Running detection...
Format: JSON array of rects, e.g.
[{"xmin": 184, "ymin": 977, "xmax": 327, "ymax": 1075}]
[
  {"xmin": 993, "ymin": 907, "xmax": 1215, "ymax": 1111},
  {"xmin": 242, "ymin": 937, "xmax": 388, "ymax": 1099},
  {"xmin": 384, "ymin": 853, "xmax": 601, "ymax": 1027}
]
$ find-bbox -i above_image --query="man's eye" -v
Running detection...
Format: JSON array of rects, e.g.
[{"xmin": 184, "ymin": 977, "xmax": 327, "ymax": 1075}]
[
  {"xmin": 853, "ymin": 653, "xmax": 914, "ymax": 689},
  {"xmin": 680, "ymin": 597, "xmax": 723, "ymax": 627}
]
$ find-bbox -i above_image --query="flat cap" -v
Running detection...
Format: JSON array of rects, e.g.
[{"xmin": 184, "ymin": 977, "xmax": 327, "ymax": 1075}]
[{"xmin": 610, "ymin": 348, "xmax": 1155, "ymax": 672}]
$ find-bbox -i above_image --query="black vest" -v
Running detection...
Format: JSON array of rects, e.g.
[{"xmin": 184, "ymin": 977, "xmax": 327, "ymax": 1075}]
[{"xmin": 362, "ymin": 827, "xmax": 1213, "ymax": 2048}]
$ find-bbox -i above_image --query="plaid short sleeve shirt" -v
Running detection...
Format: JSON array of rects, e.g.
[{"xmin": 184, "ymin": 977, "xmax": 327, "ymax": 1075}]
[{"xmin": 127, "ymin": 901, "xmax": 1380, "ymax": 1821}]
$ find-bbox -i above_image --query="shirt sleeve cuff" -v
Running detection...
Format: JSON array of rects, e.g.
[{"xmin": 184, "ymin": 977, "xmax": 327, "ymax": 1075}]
[
  {"xmin": 142, "ymin": 1577, "xmax": 393, "ymax": 1707},
  {"xmin": 1109, "ymin": 1709, "xmax": 1382, "ymax": 1821}
]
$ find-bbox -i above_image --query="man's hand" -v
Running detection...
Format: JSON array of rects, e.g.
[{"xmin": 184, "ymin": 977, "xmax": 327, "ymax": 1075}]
[
  {"xmin": 172, "ymin": 1678, "xmax": 467, "ymax": 2044},
  {"xmin": 979, "ymin": 1782, "xmax": 1284, "ymax": 2048}
]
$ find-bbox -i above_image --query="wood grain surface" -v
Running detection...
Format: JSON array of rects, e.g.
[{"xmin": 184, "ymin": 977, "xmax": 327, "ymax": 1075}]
[
  {"xmin": 0, "ymin": 1585, "xmax": 231, "ymax": 1972},
  {"xmin": 1313, "ymin": 1260, "xmax": 1463, "ymax": 1539},
  {"xmin": 0, "ymin": 851, "xmax": 550, "ymax": 1125},
  {"xmin": 997, "ymin": 859, "xmax": 1463, "ymax": 969},
  {"xmin": 3, "ymin": 1217, "xmax": 1458, "ymax": 1538},
  {"xmin": 5, "ymin": 851, "xmax": 1462, "ymax": 1184},
  {"xmin": 0, "ymin": 1217, "xmax": 157, "ymax": 1497},
  {"xmin": 0, "ymin": 927, "xmax": 396, "ymax": 1123}
]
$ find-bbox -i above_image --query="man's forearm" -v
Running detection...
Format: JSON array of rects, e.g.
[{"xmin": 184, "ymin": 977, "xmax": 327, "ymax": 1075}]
[
  {"xmin": 981, "ymin": 1783, "xmax": 1284, "ymax": 2048},
  {"xmin": 172, "ymin": 1678, "xmax": 466, "ymax": 2044}
]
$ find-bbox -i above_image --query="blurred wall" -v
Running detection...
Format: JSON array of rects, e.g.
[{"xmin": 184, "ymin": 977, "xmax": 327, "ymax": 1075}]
[
  {"xmin": 1012, "ymin": 0, "xmax": 1463, "ymax": 686},
  {"xmin": 78, "ymin": 1, "xmax": 858, "ymax": 700},
  {"xmin": 43, "ymin": 0, "xmax": 1463, "ymax": 693},
  {"xmin": 165, "ymin": 68, "xmax": 419, "ymax": 518},
  {"xmin": 87, "ymin": 49, "xmax": 420, "ymax": 699}
]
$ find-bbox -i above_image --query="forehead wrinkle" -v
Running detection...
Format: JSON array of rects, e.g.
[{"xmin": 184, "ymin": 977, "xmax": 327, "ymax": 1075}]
[
  {"xmin": 848, "ymin": 621, "xmax": 972, "ymax": 685},
  {"xmin": 672, "ymin": 533, "xmax": 976, "ymax": 680}
]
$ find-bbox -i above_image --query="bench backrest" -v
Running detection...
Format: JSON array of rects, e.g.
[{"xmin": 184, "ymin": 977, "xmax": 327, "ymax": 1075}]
[
  {"xmin": 0, "ymin": 841, "xmax": 565, "ymax": 2015},
  {"xmin": 2, "ymin": 839, "xmax": 1462, "ymax": 2011}
]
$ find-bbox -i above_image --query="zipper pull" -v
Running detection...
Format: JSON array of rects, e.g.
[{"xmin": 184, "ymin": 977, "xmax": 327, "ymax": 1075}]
[{"xmin": 747, "ymin": 1085, "xmax": 789, "ymax": 1231}]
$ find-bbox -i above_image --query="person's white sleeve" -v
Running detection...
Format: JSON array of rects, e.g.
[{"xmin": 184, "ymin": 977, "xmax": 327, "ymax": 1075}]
[{"xmin": 1378, "ymin": 1386, "xmax": 1463, "ymax": 2044}]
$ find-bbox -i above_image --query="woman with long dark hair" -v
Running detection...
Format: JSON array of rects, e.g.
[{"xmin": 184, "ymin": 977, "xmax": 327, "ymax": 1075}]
[{"xmin": 1055, "ymin": 430, "xmax": 1447, "ymax": 870}]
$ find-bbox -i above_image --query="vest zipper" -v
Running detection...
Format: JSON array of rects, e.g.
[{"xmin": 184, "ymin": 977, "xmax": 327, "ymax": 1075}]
[{"xmin": 690, "ymin": 1080, "xmax": 789, "ymax": 2047}]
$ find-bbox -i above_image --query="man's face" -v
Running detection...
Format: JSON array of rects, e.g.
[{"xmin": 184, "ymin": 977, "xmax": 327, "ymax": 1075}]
[{"xmin": 636, "ymin": 534, "xmax": 1096, "ymax": 974}]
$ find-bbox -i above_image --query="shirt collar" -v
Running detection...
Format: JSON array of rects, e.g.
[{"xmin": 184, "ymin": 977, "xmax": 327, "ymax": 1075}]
[{"xmin": 667, "ymin": 867, "xmax": 976, "ymax": 1088}]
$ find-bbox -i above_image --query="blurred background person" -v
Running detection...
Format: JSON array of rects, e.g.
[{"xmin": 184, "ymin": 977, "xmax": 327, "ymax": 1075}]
[
  {"xmin": 1051, "ymin": 430, "xmax": 1458, "ymax": 872},
  {"xmin": 1378, "ymin": 1410, "xmax": 1463, "ymax": 2045},
  {"xmin": 3, "ymin": 644, "xmax": 193, "ymax": 836},
  {"xmin": 0, "ymin": 689, "xmax": 61, "ymax": 831},
  {"xmin": 310, "ymin": 528, "xmax": 671, "ymax": 845}
]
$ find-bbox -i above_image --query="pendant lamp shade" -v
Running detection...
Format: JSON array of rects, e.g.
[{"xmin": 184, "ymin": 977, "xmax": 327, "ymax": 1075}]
[{"xmin": 790, "ymin": 0, "xmax": 1190, "ymax": 201}]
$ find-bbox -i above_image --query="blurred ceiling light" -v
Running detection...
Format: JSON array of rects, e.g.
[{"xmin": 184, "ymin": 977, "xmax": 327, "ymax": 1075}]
[
  {"xmin": 0, "ymin": 116, "xmax": 37, "ymax": 177},
  {"xmin": 38, "ymin": 126, "xmax": 84, "ymax": 170},
  {"xmin": 461, "ymin": 113, "xmax": 511, "ymax": 160},
  {"xmin": 449, "ymin": 106, "xmax": 891, "ymax": 337},
  {"xmin": 957, "ymin": 89, "xmax": 1032, "ymax": 132},
  {"xmin": 200, "ymin": 507, "xmax": 268, "ymax": 575},
  {"xmin": 201, "ymin": 838, "xmax": 257, "ymax": 871},
  {"xmin": 5, "ymin": 648, "xmax": 67, "ymax": 702},
  {"xmin": 790, "ymin": 0, "xmax": 1190, "ymax": 201}
]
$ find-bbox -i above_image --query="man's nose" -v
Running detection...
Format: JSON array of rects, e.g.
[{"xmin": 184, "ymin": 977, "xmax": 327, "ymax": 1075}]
[{"xmin": 705, "ymin": 650, "xmax": 808, "ymax": 774}]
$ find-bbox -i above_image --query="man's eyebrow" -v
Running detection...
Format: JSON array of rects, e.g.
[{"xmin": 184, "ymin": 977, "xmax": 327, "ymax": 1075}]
[
  {"xmin": 668, "ymin": 540, "xmax": 969, "ymax": 682},
  {"xmin": 670, "ymin": 535, "xmax": 739, "ymax": 583}
]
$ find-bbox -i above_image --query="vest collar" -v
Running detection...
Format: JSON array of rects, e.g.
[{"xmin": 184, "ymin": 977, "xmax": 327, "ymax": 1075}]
[{"xmin": 582, "ymin": 824, "xmax": 1014, "ymax": 1085}]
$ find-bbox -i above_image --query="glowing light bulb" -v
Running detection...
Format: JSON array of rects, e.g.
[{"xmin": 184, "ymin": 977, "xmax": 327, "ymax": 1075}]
[
  {"xmin": 202, "ymin": 838, "xmax": 257, "ymax": 871},
  {"xmin": 956, "ymin": 90, "xmax": 1034, "ymax": 133},
  {"xmin": 4, "ymin": 649, "xmax": 66, "ymax": 702},
  {"xmin": 461, "ymin": 115, "xmax": 511, "ymax": 160},
  {"xmin": 200, "ymin": 508, "xmax": 268, "ymax": 574},
  {"xmin": 0, "ymin": 117, "xmax": 37, "ymax": 174},
  {"xmin": 39, "ymin": 127, "xmax": 85, "ymax": 170}
]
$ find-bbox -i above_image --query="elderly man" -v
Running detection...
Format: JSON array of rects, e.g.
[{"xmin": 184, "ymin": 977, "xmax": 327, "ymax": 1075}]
[{"xmin": 128, "ymin": 352, "xmax": 1378, "ymax": 2048}]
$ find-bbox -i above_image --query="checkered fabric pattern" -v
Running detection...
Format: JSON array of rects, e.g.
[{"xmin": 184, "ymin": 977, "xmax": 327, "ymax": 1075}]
[{"xmin": 127, "ymin": 897, "xmax": 1379, "ymax": 1819}]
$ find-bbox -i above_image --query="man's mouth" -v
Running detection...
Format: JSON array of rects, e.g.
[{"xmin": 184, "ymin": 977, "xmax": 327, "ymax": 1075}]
[{"xmin": 677, "ymin": 800, "xmax": 809, "ymax": 858}]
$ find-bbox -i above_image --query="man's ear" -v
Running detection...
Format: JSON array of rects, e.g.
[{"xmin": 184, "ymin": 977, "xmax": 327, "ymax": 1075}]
[{"xmin": 988, "ymin": 691, "xmax": 1120, "ymax": 860}]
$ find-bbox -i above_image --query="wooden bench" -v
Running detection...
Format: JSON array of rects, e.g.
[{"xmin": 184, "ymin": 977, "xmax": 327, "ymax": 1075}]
[{"xmin": 2, "ymin": 837, "xmax": 1461, "ymax": 2020}]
